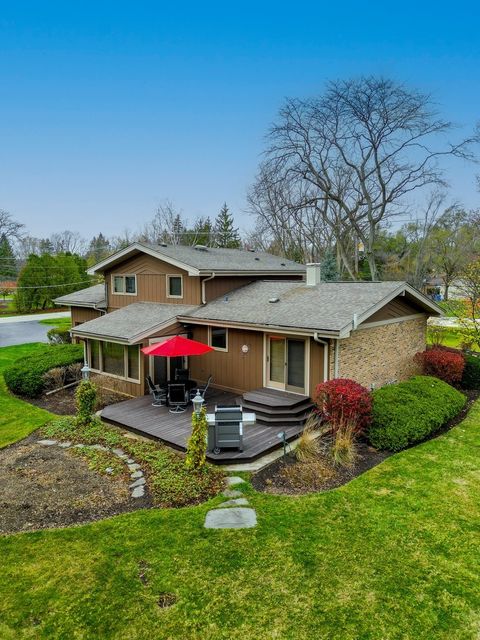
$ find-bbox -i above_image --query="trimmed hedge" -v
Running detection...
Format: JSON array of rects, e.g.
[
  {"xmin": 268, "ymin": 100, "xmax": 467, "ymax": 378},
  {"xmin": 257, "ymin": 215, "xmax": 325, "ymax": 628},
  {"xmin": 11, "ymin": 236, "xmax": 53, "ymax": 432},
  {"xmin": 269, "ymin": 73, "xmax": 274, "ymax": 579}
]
[
  {"xmin": 47, "ymin": 327, "xmax": 72, "ymax": 344},
  {"xmin": 368, "ymin": 375, "xmax": 466, "ymax": 451},
  {"xmin": 3, "ymin": 344, "xmax": 84, "ymax": 397},
  {"xmin": 462, "ymin": 355, "xmax": 480, "ymax": 389}
]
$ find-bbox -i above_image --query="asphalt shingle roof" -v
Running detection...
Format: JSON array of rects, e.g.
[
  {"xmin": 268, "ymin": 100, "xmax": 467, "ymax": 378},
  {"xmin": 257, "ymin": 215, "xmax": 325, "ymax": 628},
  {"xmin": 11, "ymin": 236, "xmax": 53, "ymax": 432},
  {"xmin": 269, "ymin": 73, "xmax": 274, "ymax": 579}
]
[
  {"xmin": 72, "ymin": 302, "xmax": 198, "ymax": 342},
  {"xmin": 54, "ymin": 284, "xmax": 106, "ymax": 308},
  {"xmin": 181, "ymin": 280, "xmax": 434, "ymax": 334}
]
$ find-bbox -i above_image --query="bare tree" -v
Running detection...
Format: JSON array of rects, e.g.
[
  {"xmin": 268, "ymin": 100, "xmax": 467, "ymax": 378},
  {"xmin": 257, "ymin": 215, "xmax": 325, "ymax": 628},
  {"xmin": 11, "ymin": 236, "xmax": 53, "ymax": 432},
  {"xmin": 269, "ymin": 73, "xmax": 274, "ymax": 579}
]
[
  {"xmin": 0, "ymin": 210, "xmax": 24, "ymax": 242},
  {"xmin": 49, "ymin": 230, "xmax": 87, "ymax": 255},
  {"xmin": 256, "ymin": 77, "xmax": 478, "ymax": 280}
]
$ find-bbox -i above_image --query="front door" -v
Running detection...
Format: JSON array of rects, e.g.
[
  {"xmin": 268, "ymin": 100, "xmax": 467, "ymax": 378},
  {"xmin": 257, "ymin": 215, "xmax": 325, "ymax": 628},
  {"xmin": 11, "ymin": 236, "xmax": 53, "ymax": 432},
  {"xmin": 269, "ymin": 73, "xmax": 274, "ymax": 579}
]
[{"xmin": 267, "ymin": 336, "xmax": 306, "ymax": 394}]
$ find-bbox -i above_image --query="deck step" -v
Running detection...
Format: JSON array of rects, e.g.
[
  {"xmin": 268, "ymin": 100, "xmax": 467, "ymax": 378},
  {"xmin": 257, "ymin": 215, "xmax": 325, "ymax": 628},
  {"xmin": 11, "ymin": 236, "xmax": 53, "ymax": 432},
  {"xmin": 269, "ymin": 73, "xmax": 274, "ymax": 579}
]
[{"xmin": 239, "ymin": 388, "xmax": 314, "ymax": 427}]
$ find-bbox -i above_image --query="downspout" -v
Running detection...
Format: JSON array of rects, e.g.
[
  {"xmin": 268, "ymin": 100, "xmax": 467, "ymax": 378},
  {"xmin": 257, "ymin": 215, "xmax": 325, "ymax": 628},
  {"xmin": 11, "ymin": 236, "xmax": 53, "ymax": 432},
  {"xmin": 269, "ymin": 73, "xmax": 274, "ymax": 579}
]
[
  {"xmin": 313, "ymin": 332, "xmax": 329, "ymax": 382},
  {"xmin": 334, "ymin": 339, "xmax": 340, "ymax": 378},
  {"xmin": 201, "ymin": 272, "xmax": 216, "ymax": 305}
]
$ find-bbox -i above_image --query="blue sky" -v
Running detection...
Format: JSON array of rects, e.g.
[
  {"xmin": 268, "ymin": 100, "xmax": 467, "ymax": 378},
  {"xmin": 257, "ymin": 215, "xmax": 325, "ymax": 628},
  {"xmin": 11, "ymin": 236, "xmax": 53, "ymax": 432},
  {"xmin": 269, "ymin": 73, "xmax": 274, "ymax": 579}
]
[{"xmin": 0, "ymin": 1, "xmax": 479, "ymax": 238}]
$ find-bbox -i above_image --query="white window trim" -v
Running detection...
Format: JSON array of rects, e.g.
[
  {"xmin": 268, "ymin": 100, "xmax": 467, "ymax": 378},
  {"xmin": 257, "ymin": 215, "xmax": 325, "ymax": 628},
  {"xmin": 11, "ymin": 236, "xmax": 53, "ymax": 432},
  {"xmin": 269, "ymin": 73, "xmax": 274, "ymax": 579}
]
[
  {"xmin": 208, "ymin": 326, "xmax": 228, "ymax": 352},
  {"xmin": 166, "ymin": 274, "xmax": 184, "ymax": 299},
  {"xmin": 87, "ymin": 340, "xmax": 141, "ymax": 383},
  {"xmin": 111, "ymin": 274, "xmax": 138, "ymax": 296}
]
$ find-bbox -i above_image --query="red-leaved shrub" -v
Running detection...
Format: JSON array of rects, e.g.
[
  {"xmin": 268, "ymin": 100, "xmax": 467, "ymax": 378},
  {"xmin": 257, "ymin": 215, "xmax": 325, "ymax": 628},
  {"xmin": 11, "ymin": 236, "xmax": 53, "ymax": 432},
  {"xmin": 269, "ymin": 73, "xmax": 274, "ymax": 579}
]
[
  {"xmin": 315, "ymin": 378, "xmax": 372, "ymax": 433},
  {"xmin": 414, "ymin": 347, "xmax": 465, "ymax": 386}
]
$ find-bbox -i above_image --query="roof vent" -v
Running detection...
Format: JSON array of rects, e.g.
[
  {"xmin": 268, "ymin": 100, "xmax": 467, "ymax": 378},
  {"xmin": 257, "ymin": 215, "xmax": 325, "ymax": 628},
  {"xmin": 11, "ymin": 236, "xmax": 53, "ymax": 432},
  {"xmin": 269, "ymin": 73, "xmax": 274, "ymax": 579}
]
[
  {"xmin": 194, "ymin": 244, "xmax": 209, "ymax": 251},
  {"xmin": 248, "ymin": 248, "xmax": 255, "ymax": 253},
  {"xmin": 159, "ymin": 242, "xmax": 167, "ymax": 247},
  {"xmin": 268, "ymin": 297, "xmax": 280, "ymax": 303},
  {"xmin": 254, "ymin": 257, "xmax": 260, "ymax": 261},
  {"xmin": 306, "ymin": 263, "xmax": 322, "ymax": 286},
  {"xmin": 280, "ymin": 262, "xmax": 286, "ymax": 266}
]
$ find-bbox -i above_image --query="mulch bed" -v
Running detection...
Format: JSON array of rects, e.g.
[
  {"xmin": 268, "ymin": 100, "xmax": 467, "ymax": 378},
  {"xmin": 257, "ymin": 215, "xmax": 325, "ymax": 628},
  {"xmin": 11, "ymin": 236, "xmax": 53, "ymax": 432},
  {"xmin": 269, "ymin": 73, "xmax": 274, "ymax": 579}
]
[
  {"xmin": 27, "ymin": 386, "xmax": 127, "ymax": 415},
  {"xmin": 0, "ymin": 433, "xmax": 151, "ymax": 535},
  {"xmin": 252, "ymin": 442, "xmax": 391, "ymax": 495},
  {"xmin": 253, "ymin": 388, "xmax": 480, "ymax": 496}
]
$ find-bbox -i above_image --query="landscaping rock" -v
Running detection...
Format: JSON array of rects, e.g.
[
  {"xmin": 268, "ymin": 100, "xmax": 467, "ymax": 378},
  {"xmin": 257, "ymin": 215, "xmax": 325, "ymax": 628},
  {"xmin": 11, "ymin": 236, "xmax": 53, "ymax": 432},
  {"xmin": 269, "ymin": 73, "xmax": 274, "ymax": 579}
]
[
  {"xmin": 91, "ymin": 444, "xmax": 108, "ymax": 451},
  {"xmin": 105, "ymin": 467, "xmax": 114, "ymax": 474},
  {"xmin": 131, "ymin": 486, "xmax": 145, "ymax": 499},
  {"xmin": 128, "ymin": 463, "xmax": 141, "ymax": 472},
  {"xmin": 58, "ymin": 442, "xmax": 72, "ymax": 449},
  {"xmin": 226, "ymin": 476, "xmax": 244, "ymax": 486},
  {"xmin": 73, "ymin": 444, "xmax": 87, "ymax": 449},
  {"xmin": 204, "ymin": 507, "xmax": 257, "ymax": 529},
  {"xmin": 125, "ymin": 458, "xmax": 135, "ymax": 464},
  {"xmin": 219, "ymin": 498, "xmax": 249, "ymax": 507},
  {"xmin": 129, "ymin": 477, "xmax": 146, "ymax": 489},
  {"xmin": 222, "ymin": 489, "xmax": 243, "ymax": 498},
  {"xmin": 112, "ymin": 448, "xmax": 126, "ymax": 457},
  {"xmin": 131, "ymin": 470, "xmax": 143, "ymax": 479},
  {"xmin": 37, "ymin": 440, "xmax": 57, "ymax": 446}
]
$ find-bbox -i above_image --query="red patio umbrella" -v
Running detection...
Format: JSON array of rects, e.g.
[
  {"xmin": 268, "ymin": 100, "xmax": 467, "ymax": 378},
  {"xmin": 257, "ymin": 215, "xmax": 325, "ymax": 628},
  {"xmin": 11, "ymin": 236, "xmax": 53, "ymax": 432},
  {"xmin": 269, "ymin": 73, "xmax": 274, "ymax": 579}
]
[{"xmin": 141, "ymin": 335, "xmax": 214, "ymax": 357}]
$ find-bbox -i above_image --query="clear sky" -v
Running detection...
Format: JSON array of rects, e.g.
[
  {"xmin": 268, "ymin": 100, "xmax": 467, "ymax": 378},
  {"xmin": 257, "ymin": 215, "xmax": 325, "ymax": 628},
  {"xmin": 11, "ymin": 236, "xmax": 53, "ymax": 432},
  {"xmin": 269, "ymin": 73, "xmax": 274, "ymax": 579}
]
[{"xmin": 1, "ymin": 1, "xmax": 479, "ymax": 239}]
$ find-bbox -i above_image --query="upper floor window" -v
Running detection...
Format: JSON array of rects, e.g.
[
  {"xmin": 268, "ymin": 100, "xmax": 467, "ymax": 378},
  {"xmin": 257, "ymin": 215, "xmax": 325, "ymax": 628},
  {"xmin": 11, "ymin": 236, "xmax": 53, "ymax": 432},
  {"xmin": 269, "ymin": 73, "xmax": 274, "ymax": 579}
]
[
  {"xmin": 167, "ymin": 274, "xmax": 183, "ymax": 299},
  {"xmin": 209, "ymin": 326, "xmax": 228, "ymax": 351},
  {"xmin": 112, "ymin": 274, "xmax": 137, "ymax": 295}
]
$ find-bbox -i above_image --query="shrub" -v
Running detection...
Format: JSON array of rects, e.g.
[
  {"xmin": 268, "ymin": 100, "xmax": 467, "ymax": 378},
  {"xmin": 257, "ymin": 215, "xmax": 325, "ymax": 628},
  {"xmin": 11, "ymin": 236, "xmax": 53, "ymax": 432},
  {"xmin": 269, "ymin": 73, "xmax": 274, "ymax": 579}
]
[
  {"xmin": 331, "ymin": 420, "xmax": 358, "ymax": 468},
  {"xmin": 295, "ymin": 414, "xmax": 321, "ymax": 463},
  {"xmin": 185, "ymin": 407, "xmax": 208, "ymax": 470},
  {"xmin": 75, "ymin": 380, "xmax": 98, "ymax": 426},
  {"xmin": 462, "ymin": 355, "xmax": 480, "ymax": 389},
  {"xmin": 3, "ymin": 344, "xmax": 84, "ymax": 397},
  {"xmin": 414, "ymin": 348, "xmax": 465, "ymax": 385},
  {"xmin": 47, "ymin": 327, "xmax": 72, "ymax": 344},
  {"xmin": 368, "ymin": 375, "xmax": 466, "ymax": 451},
  {"xmin": 315, "ymin": 378, "xmax": 372, "ymax": 433}
]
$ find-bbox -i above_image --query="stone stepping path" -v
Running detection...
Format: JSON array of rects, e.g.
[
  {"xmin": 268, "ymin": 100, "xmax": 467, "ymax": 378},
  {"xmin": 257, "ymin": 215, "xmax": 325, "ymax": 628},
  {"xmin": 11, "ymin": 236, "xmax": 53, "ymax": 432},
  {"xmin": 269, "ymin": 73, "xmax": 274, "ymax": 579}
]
[
  {"xmin": 37, "ymin": 439, "xmax": 146, "ymax": 500},
  {"xmin": 204, "ymin": 476, "xmax": 257, "ymax": 529}
]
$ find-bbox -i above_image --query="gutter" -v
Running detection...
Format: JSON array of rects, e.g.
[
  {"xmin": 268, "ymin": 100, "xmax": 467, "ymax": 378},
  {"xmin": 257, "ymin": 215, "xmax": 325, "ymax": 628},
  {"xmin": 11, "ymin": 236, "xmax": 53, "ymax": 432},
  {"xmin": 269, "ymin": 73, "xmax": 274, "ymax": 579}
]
[{"xmin": 201, "ymin": 272, "xmax": 216, "ymax": 305}]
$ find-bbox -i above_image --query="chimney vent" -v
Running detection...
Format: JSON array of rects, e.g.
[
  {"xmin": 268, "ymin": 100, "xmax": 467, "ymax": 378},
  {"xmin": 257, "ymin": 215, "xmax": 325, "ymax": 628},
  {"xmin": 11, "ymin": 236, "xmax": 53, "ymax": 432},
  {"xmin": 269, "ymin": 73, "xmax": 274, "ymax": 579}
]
[{"xmin": 306, "ymin": 263, "xmax": 322, "ymax": 286}]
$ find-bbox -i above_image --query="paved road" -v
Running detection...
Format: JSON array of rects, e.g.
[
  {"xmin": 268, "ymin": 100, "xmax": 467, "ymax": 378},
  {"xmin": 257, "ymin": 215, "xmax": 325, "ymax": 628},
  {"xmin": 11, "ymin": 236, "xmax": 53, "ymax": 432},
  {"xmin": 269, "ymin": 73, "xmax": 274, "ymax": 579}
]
[{"xmin": 0, "ymin": 311, "xmax": 70, "ymax": 347}]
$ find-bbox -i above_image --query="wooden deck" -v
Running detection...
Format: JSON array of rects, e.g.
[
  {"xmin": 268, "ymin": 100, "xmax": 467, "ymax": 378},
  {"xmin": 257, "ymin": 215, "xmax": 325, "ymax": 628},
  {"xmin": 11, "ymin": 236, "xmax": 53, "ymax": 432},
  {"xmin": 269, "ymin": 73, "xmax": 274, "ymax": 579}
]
[{"xmin": 100, "ymin": 389, "xmax": 305, "ymax": 464}]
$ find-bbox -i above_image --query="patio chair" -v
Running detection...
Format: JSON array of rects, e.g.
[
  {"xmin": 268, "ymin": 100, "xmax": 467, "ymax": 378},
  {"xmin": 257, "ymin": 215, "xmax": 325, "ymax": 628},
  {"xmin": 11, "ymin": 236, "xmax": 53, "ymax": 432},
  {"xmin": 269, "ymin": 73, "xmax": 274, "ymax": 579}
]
[
  {"xmin": 175, "ymin": 368, "xmax": 190, "ymax": 382},
  {"xmin": 189, "ymin": 374, "xmax": 213, "ymax": 401},
  {"xmin": 168, "ymin": 383, "xmax": 189, "ymax": 414},
  {"xmin": 146, "ymin": 375, "xmax": 167, "ymax": 406},
  {"xmin": 209, "ymin": 405, "xmax": 244, "ymax": 454}
]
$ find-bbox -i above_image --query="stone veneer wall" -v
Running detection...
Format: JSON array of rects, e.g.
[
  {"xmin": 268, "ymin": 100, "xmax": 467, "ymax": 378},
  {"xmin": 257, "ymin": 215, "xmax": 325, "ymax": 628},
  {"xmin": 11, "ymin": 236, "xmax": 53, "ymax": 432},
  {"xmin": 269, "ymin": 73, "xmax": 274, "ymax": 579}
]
[{"xmin": 328, "ymin": 316, "xmax": 427, "ymax": 389}]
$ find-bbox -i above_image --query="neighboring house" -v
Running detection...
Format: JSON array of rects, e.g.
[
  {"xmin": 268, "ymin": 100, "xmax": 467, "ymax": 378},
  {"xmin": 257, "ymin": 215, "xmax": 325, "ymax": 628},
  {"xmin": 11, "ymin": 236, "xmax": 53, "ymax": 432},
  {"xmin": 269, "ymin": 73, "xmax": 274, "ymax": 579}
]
[{"xmin": 55, "ymin": 242, "xmax": 442, "ymax": 409}]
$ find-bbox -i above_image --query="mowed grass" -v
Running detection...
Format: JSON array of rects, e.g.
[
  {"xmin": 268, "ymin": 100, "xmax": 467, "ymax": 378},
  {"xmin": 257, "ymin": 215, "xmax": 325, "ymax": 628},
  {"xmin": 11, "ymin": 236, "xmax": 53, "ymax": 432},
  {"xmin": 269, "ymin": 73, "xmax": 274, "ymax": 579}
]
[
  {"xmin": 38, "ymin": 316, "xmax": 72, "ymax": 329},
  {"xmin": 0, "ymin": 341, "xmax": 479, "ymax": 638},
  {"xmin": 427, "ymin": 327, "xmax": 464, "ymax": 348},
  {"xmin": 0, "ymin": 343, "xmax": 54, "ymax": 447}
]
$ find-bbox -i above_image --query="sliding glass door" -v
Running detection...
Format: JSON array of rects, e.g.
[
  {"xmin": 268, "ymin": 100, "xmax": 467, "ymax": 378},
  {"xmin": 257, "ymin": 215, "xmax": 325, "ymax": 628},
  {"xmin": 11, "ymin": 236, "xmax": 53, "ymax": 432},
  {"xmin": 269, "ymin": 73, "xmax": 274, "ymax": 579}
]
[{"xmin": 267, "ymin": 336, "xmax": 306, "ymax": 394}]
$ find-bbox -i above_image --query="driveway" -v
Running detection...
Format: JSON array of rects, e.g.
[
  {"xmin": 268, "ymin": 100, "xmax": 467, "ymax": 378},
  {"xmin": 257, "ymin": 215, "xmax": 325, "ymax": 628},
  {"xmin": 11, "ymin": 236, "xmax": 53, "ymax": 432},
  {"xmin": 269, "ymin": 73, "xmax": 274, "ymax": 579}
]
[{"xmin": 0, "ymin": 311, "xmax": 70, "ymax": 347}]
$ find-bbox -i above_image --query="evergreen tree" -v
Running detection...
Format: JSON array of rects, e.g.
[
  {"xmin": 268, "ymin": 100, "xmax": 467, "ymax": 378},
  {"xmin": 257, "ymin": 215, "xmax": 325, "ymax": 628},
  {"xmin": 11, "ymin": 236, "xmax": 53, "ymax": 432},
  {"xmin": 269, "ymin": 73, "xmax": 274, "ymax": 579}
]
[
  {"xmin": 213, "ymin": 203, "xmax": 241, "ymax": 248},
  {"xmin": 87, "ymin": 233, "xmax": 111, "ymax": 264},
  {"xmin": 0, "ymin": 234, "xmax": 17, "ymax": 279},
  {"xmin": 320, "ymin": 250, "xmax": 339, "ymax": 281}
]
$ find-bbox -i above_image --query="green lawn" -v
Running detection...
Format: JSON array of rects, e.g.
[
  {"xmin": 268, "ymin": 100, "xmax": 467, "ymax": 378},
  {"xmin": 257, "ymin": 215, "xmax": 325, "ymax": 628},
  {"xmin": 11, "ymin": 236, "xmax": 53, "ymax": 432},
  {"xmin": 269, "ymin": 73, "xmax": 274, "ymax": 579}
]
[
  {"xmin": 0, "ymin": 344, "xmax": 479, "ymax": 638},
  {"xmin": 38, "ymin": 316, "xmax": 72, "ymax": 329},
  {"xmin": 427, "ymin": 327, "xmax": 463, "ymax": 348},
  {"xmin": 0, "ymin": 343, "xmax": 54, "ymax": 447}
]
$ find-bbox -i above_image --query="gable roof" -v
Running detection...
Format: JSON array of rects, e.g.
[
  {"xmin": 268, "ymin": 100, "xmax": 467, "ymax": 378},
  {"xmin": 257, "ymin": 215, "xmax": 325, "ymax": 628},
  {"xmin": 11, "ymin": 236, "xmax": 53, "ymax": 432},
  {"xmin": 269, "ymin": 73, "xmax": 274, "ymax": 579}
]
[
  {"xmin": 71, "ymin": 302, "xmax": 199, "ymax": 344},
  {"xmin": 87, "ymin": 242, "xmax": 305, "ymax": 276},
  {"xmin": 54, "ymin": 284, "xmax": 106, "ymax": 309},
  {"xmin": 178, "ymin": 280, "xmax": 442, "ymax": 338}
]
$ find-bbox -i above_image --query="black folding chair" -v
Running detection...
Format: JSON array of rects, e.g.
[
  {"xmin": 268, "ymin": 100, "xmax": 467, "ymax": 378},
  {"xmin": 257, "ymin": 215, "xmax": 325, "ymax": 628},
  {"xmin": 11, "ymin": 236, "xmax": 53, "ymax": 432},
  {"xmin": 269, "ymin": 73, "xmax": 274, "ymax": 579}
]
[
  {"xmin": 190, "ymin": 374, "xmax": 213, "ymax": 400},
  {"xmin": 168, "ymin": 383, "xmax": 188, "ymax": 414},
  {"xmin": 146, "ymin": 375, "xmax": 167, "ymax": 406},
  {"xmin": 175, "ymin": 368, "xmax": 190, "ymax": 382}
]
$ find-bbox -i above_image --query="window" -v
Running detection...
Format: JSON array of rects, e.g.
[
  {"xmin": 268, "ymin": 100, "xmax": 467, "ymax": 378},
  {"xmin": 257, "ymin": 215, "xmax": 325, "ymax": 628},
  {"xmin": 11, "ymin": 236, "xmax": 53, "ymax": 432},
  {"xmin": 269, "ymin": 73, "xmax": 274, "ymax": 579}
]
[
  {"xmin": 112, "ymin": 274, "xmax": 137, "ymax": 295},
  {"xmin": 167, "ymin": 275, "xmax": 183, "ymax": 298},
  {"xmin": 88, "ymin": 340, "xmax": 141, "ymax": 382},
  {"xmin": 102, "ymin": 342, "xmax": 125, "ymax": 377},
  {"xmin": 210, "ymin": 327, "xmax": 228, "ymax": 351},
  {"xmin": 90, "ymin": 340, "xmax": 100, "ymax": 370},
  {"xmin": 127, "ymin": 345, "xmax": 139, "ymax": 380}
]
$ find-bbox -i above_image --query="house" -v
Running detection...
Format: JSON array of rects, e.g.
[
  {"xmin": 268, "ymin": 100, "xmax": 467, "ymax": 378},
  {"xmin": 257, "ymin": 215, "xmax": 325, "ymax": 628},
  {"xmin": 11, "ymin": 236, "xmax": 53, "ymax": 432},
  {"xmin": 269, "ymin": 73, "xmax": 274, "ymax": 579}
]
[{"xmin": 55, "ymin": 242, "xmax": 442, "ymax": 434}]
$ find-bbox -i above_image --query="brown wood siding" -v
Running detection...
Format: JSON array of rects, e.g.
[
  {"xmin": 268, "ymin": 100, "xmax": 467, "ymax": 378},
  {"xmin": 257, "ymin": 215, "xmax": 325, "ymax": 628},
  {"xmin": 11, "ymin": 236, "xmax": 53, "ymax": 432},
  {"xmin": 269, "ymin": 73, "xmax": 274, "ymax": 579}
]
[
  {"xmin": 104, "ymin": 254, "xmax": 201, "ymax": 309},
  {"xmin": 309, "ymin": 339, "xmax": 325, "ymax": 397},
  {"xmin": 71, "ymin": 307, "xmax": 103, "ymax": 326},
  {"xmin": 189, "ymin": 326, "xmax": 264, "ymax": 394},
  {"xmin": 362, "ymin": 296, "xmax": 423, "ymax": 324}
]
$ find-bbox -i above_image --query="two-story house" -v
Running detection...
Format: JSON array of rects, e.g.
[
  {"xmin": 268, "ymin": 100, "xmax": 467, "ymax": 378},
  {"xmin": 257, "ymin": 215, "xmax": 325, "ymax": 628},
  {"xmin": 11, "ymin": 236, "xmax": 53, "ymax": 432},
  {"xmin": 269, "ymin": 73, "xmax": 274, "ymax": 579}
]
[{"xmin": 55, "ymin": 241, "xmax": 442, "ymax": 422}]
